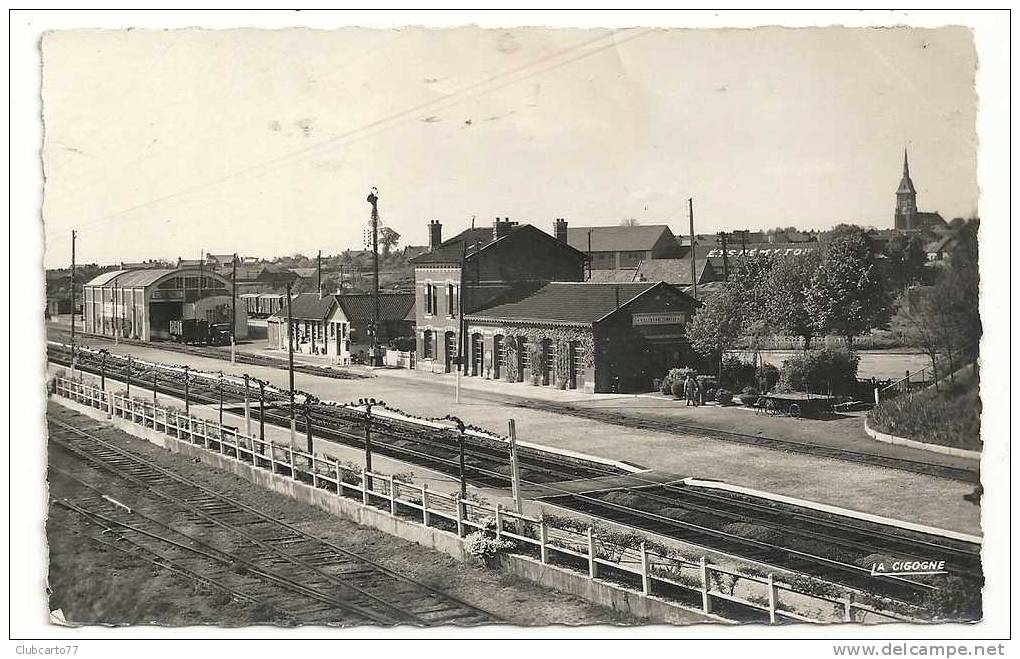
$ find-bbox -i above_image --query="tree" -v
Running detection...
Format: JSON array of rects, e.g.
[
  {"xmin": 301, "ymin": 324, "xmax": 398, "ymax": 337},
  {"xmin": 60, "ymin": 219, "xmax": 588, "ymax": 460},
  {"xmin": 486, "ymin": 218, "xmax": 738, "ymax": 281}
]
[
  {"xmin": 379, "ymin": 227, "xmax": 401, "ymax": 256},
  {"xmin": 619, "ymin": 218, "xmax": 641, "ymax": 227},
  {"xmin": 731, "ymin": 255, "xmax": 776, "ymax": 352},
  {"xmin": 764, "ymin": 250, "xmax": 821, "ymax": 350},
  {"xmin": 805, "ymin": 232, "xmax": 890, "ymax": 349},
  {"xmin": 884, "ymin": 233, "xmax": 928, "ymax": 291},
  {"xmin": 687, "ymin": 281, "xmax": 747, "ymax": 379}
]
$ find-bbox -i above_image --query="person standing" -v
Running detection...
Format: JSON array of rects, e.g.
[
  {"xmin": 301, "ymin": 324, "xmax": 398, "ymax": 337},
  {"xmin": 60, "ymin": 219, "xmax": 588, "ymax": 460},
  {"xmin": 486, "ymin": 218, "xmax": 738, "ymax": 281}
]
[{"xmin": 684, "ymin": 374, "xmax": 698, "ymax": 407}]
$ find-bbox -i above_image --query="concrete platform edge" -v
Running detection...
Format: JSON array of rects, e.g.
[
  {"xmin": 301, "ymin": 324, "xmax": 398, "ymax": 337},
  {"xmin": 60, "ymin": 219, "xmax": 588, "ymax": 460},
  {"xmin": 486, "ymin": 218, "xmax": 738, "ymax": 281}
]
[{"xmin": 863, "ymin": 418, "xmax": 982, "ymax": 461}]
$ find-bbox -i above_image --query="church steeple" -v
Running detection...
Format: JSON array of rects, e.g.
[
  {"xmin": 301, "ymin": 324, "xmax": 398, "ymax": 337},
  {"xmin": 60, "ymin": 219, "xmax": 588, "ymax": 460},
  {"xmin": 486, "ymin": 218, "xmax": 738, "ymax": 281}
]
[{"xmin": 895, "ymin": 147, "xmax": 918, "ymax": 230}]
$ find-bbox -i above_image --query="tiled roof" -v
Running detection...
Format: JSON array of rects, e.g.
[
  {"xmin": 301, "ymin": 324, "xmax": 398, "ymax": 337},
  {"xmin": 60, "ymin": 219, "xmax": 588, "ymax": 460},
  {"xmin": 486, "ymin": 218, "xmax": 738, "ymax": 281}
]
[
  {"xmin": 467, "ymin": 282, "xmax": 669, "ymax": 325},
  {"xmin": 409, "ymin": 227, "xmax": 501, "ymax": 265},
  {"xmin": 337, "ymin": 293, "xmax": 415, "ymax": 323},
  {"xmin": 566, "ymin": 225, "xmax": 673, "ymax": 253},
  {"xmin": 271, "ymin": 293, "xmax": 335, "ymax": 321}
]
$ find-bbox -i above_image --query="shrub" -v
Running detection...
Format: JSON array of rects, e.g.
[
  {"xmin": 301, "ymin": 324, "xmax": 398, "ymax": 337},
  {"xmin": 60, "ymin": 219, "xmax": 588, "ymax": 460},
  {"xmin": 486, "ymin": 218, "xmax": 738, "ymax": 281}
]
[
  {"xmin": 720, "ymin": 356, "xmax": 757, "ymax": 390},
  {"xmin": 715, "ymin": 389, "xmax": 734, "ymax": 405},
  {"xmin": 670, "ymin": 380, "xmax": 685, "ymax": 398},
  {"xmin": 704, "ymin": 388, "xmax": 717, "ymax": 402},
  {"xmin": 661, "ymin": 367, "xmax": 697, "ymax": 396},
  {"xmin": 659, "ymin": 379, "xmax": 673, "ymax": 395},
  {"xmin": 777, "ymin": 348, "xmax": 860, "ymax": 395},
  {"xmin": 464, "ymin": 530, "xmax": 516, "ymax": 561},
  {"xmin": 757, "ymin": 363, "xmax": 780, "ymax": 391}
]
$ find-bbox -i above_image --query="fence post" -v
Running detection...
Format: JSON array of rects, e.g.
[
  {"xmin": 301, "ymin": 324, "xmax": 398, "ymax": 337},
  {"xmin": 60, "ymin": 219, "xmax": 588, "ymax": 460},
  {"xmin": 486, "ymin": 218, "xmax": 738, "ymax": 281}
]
[
  {"xmin": 700, "ymin": 556, "xmax": 712, "ymax": 614},
  {"xmin": 202, "ymin": 419, "xmax": 209, "ymax": 449},
  {"xmin": 640, "ymin": 542, "xmax": 651, "ymax": 596},
  {"xmin": 334, "ymin": 460, "xmax": 342, "ymax": 495},
  {"xmin": 268, "ymin": 442, "xmax": 277, "ymax": 474},
  {"xmin": 455, "ymin": 498, "xmax": 464, "ymax": 537},
  {"xmin": 539, "ymin": 519, "xmax": 548, "ymax": 564},
  {"xmin": 873, "ymin": 387, "xmax": 880, "ymax": 406},
  {"xmin": 767, "ymin": 573, "xmax": 778, "ymax": 624},
  {"xmin": 495, "ymin": 504, "xmax": 502, "ymax": 541},
  {"xmin": 421, "ymin": 484, "xmax": 430, "ymax": 526},
  {"xmin": 362, "ymin": 470, "xmax": 370, "ymax": 504},
  {"xmin": 289, "ymin": 446, "xmax": 298, "ymax": 481},
  {"xmin": 843, "ymin": 594, "xmax": 854, "ymax": 623},
  {"xmin": 388, "ymin": 474, "xmax": 397, "ymax": 516},
  {"xmin": 587, "ymin": 527, "xmax": 597, "ymax": 579},
  {"xmin": 311, "ymin": 455, "xmax": 319, "ymax": 489}
]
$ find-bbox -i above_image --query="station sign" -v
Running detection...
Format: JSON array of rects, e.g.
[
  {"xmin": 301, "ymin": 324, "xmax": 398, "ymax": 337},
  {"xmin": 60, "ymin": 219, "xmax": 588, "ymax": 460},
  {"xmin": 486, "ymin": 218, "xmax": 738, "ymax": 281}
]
[
  {"xmin": 694, "ymin": 244, "xmax": 818, "ymax": 259},
  {"xmin": 632, "ymin": 312, "xmax": 688, "ymax": 326}
]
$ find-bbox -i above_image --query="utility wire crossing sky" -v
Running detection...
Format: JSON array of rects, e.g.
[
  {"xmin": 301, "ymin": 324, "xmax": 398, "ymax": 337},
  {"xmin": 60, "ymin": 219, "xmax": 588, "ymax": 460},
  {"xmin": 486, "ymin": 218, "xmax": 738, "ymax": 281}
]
[{"xmin": 41, "ymin": 26, "xmax": 977, "ymax": 267}]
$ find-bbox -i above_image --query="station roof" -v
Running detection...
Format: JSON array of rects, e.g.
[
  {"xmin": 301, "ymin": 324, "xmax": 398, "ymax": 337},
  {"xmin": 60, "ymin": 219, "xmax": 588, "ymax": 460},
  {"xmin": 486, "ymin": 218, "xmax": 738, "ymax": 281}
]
[
  {"xmin": 467, "ymin": 281, "xmax": 682, "ymax": 326},
  {"xmin": 83, "ymin": 267, "xmax": 230, "ymax": 289}
]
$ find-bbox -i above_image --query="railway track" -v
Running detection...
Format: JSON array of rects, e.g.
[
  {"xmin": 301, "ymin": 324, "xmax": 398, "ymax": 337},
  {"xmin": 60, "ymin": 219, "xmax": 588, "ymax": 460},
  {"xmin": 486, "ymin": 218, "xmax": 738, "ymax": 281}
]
[
  {"xmin": 48, "ymin": 342, "xmax": 980, "ymax": 604},
  {"xmin": 48, "ymin": 416, "xmax": 502, "ymax": 627},
  {"xmin": 47, "ymin": 342, "xmax": 617, "ymax": 488},
  {"xmin": 49, "ymin": 325, "xmax": 978, "ymax": 483},
  {"xmin": 47, "ymin": 326, "xmax": 366, "ymax": 381}
]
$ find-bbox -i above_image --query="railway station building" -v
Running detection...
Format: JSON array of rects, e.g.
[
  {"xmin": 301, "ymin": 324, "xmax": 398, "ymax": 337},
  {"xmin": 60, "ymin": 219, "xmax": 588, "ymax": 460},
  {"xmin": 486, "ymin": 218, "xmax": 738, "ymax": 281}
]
[
  {"xmin": 82, "ymin": 267, "xmax": 248, "ymax": 342},
  {"xmin": 410, "ymin": 217, "xmax": 587, "ymax": 374},
  {"xmin": 267, "ymin": 292, "xmax": 415, "ymax": 365},
  {"xmin": 463, "ymin": 281, "xmax": 698, "ymax": 393}
]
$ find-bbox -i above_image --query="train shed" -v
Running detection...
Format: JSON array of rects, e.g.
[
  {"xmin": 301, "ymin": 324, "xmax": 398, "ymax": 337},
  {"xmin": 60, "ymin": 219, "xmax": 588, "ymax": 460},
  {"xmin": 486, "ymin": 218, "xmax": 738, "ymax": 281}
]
[{"xmin": 82, "ymin": 267, "xmax": 247, "ymax": 342}]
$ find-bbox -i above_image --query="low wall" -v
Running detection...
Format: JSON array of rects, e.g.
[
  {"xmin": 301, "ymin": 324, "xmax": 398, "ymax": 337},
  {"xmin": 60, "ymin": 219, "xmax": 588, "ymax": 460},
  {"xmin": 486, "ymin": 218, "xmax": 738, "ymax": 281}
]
[
  {"xmin": 50, "ymin": 393, "xmax": 711, "ymax": 625},
  {"xmin": 863, "ymin": 418, "xmax": 981, "ymax": 461}
]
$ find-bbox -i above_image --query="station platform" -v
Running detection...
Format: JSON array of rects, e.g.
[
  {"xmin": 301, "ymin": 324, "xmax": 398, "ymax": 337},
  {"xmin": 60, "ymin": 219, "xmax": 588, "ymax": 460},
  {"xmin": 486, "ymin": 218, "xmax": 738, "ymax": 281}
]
[{"xmin": 498, "ymin": 470, "xmax": 686, "ymax": 500}]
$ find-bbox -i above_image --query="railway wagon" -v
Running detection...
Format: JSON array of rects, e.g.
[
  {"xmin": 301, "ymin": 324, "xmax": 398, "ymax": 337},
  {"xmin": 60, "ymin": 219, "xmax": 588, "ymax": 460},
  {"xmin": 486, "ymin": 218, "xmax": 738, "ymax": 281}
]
[
  {"xmin": 169, "ymin": 319, "xmax": 233, "ymax": 345},
  {"xmin": 241, "ymin": 293, "xmax": 260, "ymax": 318}
]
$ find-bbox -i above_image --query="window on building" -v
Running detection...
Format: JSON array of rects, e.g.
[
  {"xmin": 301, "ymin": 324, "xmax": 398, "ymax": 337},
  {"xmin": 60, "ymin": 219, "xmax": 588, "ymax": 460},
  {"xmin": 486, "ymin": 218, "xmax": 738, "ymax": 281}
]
[
  {"xmin": 423, "ymin": 329, "xmax": 433, "ymax": 358},
  {"xmin": 447, "ymin": 284, "xmax": 457, "ymax": 316},
  {"xmin": 425, "ymin": 283, "xmax": 436, "ymax": 315}
]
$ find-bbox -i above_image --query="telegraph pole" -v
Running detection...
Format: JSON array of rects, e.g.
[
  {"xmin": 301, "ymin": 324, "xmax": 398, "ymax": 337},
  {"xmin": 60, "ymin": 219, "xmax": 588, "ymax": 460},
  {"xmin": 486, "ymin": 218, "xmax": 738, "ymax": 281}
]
[
  {"xmin": 243, "ymin": 373, "xmax": 252, "ymax": 436},
  {"xmin": 688, "ymin": 198, "xmax": 697, "ymax": 300},
  {"xmin": 231, "ymin": 253, "xmax": 237, "ymax": 364},
  {"xmin": 366, "ymin": 188, "xmax": 381, "ymax": 367},
  {"xmin": 285, "ymin": 281, "xmax": 297, "ymax": 447},
  {"xmin": 716, "ymin": 232, "xmax": 730, "ymax": 280},
  {"xmin": 508, "ymin": 419, "xmax": 523, "ymax": 515},
  {"xmin": 733, "ymin": 229, "xmax": 749, "ymax": 259},
  {"xmin": 70, "ymin": 230, "xmax": 76, "ymax": 375},
  {"xmin": 317, "ymin": 250, "xmax": 322, "ymax": 298},
  {"xmin": 456, "ymin": 241, "xmax": 467, "ymax": 403}
]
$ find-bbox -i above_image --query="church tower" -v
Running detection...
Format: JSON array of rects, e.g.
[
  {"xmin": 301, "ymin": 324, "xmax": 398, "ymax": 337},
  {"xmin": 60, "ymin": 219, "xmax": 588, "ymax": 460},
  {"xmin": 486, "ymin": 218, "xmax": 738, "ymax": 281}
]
[{"xmin": 894, "ymin": 148, "xmax": 918, "ymax": 231}]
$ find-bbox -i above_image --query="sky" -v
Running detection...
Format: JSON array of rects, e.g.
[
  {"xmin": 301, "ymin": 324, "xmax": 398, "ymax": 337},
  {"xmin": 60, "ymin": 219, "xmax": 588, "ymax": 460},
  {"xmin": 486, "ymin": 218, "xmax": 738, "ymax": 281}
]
[{"xmin": 40, "ymin": 26, "xmax": 978, "ymax": 268}]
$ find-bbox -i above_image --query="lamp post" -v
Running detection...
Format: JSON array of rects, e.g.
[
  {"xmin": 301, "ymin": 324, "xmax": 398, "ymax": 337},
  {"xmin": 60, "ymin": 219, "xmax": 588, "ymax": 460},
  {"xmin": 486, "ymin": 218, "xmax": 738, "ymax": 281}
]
[{"xmin": 446, "ymin": 416, "xmax": 468, "ymax": 500}]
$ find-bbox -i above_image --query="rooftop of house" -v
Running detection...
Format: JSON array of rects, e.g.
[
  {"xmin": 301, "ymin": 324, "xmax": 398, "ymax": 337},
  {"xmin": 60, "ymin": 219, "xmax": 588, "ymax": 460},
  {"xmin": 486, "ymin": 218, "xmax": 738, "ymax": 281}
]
[{"xmin": 565, "ymin": 225, "xmax": 675, "ymax": 253}]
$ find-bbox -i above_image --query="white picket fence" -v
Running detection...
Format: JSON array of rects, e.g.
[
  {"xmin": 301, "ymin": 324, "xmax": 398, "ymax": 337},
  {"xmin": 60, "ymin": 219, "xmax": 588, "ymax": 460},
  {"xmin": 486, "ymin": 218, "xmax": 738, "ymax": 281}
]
[{"xmin": 52, "ymin": 376, "xmax": 922, "ymax": 625}]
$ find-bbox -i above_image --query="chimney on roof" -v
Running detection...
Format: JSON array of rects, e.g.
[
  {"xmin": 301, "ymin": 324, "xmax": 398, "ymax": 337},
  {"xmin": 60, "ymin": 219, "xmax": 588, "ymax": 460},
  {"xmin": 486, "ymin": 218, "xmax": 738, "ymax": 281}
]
[
  {"xmin": 554, "ymin": 218, "xmax": 568, "ymax": 243},
  {"xmin": 428, "ymin": 220, "xmax": 443, "ymax": 249},
  {"xmin": 493, "ymin": 217, "xmax": 516, "ymax": 241}
]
